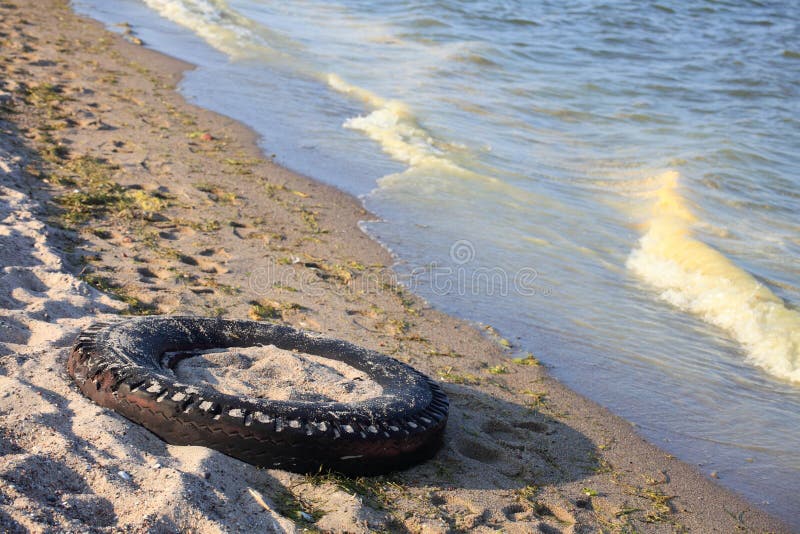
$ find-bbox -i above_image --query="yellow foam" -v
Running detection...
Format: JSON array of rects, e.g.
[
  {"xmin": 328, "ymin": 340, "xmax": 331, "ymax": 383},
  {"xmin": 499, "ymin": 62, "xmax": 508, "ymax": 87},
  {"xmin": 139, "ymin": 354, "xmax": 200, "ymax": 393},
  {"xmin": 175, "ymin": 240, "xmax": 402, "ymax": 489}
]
[{"xmin": 627, "ymin": 171, "xmax": 800, "ymax": 382}]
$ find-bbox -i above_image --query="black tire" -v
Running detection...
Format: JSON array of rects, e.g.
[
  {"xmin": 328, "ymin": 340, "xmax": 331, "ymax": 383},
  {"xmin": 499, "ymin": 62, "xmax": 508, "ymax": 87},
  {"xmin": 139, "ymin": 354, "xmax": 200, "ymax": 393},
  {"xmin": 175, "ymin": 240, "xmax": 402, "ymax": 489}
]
[{"xmin": 67, "ymin": 316, "xmax": 448, "ymax": 475}]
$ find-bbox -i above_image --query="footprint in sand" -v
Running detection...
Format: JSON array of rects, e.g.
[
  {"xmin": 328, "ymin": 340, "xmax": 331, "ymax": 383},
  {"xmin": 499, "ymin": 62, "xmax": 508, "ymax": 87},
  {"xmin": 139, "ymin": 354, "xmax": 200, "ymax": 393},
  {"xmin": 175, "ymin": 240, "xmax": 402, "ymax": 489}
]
[
  {"xmin": 501, "ymin": 503, "xmax": 528, "ymax": 521},
  {"xmin": 136, "ymin": 266, "xmax": 158, "ymax": 281},
  {"xmin": 1, "ymin": 267, "xmax": 49, "ymax": 298},
  {"xmin": 456, "ymin": 436, "xmax": 503, "ymax": 463},
  {"xmin": 481, "ymin": 417, "xmax": 551, "ymax": 448},
  {"xmin": 198, "ymin": 259, "xmax": 229, "ymax": 274},
  {"xmin": 0, "ymin": 229, "xmax": 39, "ymax": 268},
  {"xmin": 156, "ymin": 230, "xmax": 178, "ymax": 241},
  {"xmin": 0, "ymin": 454, "xmax": 116, "ymax": 526},
  {"xmin": 513, "ymin": 420, "xmax": 551, "ymax": 434},
  {"xmin": 0, "ymin": 315, "xmax": 30, "ymax": 346}
]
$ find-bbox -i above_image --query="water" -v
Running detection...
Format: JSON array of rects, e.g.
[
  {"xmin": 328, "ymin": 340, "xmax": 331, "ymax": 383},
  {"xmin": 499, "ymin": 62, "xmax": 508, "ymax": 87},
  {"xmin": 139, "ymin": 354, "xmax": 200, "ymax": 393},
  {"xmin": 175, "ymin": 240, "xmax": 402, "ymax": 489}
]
[{"xmin": 72, "ymin": 0, "xmax": 800, "ymax": 524}]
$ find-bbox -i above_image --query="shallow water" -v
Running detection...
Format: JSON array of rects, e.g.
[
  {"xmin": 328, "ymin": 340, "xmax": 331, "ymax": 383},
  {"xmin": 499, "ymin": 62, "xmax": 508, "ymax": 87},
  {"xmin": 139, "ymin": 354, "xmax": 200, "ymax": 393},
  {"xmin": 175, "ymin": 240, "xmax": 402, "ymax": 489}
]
[{"xmin": 73, "ymin": 0, "xmax": 800, "ymax": 524}]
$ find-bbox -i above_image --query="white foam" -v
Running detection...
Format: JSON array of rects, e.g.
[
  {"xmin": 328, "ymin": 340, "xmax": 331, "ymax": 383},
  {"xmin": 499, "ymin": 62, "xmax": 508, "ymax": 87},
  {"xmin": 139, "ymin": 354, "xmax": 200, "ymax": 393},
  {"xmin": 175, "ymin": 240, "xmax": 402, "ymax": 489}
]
[
  {"xmin": 140, "ymin": 0, "xmax": 282, "ymax": 59},
  {"xmin": 328, "ymin": 74, "xmax": 452, "ymax": 170}
]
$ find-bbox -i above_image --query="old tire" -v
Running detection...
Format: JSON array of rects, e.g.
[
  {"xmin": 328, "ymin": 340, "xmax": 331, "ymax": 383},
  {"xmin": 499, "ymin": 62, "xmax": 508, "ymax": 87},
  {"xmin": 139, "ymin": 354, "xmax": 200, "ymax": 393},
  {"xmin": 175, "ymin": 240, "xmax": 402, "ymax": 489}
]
[{"xmin": 67, "ymin": 316, "xmax": 448, "ymax": 475}]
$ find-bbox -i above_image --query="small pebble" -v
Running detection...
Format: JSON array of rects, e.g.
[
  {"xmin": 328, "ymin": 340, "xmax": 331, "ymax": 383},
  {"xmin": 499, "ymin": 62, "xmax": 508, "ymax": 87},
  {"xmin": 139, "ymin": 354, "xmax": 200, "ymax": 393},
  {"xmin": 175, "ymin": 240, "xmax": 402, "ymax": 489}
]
[
  {"xmin": 152, "ymin": 463, "xmax": 162, "ymax": 469},
  {"xmin": 202, "ymin": 471, "xmax": 211, "ymax": 480},
  {"xmin": 710, "ymin": 471, "xmax": 719, "ymax": 479},
  {"xmin": 117, "ymin": 470, "xmax": 131, "ymax": 481},
  {"xmin": 299, "ymin": 511, "xmax": 313, "ymax": 522}
]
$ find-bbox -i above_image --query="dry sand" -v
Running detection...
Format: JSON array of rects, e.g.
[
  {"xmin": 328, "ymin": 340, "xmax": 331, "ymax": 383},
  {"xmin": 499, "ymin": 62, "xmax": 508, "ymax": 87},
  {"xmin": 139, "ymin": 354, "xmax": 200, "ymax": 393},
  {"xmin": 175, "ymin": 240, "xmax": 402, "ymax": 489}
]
[
  {"xmin": 0, "ymin": 0, "xmax": 792, "ymax": 532},
  {"xmin": 172, "ymin": 346, "xmax": 384, "ymax": 403}
]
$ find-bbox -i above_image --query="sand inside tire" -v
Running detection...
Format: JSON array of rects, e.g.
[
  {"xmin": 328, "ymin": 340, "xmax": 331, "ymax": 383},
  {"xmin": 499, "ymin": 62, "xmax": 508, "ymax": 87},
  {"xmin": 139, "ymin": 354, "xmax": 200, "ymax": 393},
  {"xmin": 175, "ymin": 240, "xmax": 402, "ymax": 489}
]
[{"xmin": 171, "ymin": 345, "xmax": 384, "ymax": 403}]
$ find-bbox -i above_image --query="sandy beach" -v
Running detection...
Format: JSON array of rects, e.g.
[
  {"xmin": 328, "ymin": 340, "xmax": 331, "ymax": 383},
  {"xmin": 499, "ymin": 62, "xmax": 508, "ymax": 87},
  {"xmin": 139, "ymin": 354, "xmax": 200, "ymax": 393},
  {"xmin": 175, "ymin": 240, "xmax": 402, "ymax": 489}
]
[{"xmin": 0, "ymin": 1, "xmax": 792, "ymax": 532}]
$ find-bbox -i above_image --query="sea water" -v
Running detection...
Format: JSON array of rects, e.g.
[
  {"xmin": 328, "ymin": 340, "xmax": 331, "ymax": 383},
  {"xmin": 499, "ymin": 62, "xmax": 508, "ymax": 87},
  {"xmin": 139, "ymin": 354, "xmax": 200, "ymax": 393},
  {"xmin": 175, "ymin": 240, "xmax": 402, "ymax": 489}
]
[{"xmin": 72, "ymin": 0, "xmax": 800, "ymax": 524}]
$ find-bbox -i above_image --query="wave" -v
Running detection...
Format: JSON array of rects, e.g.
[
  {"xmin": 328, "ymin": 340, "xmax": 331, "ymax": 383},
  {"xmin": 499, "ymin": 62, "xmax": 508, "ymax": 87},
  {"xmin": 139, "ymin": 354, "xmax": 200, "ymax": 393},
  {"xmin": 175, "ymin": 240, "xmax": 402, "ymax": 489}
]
[
  {"xmin": 627, "ymin": 171, "xmax": 800, "ymax": 383},
  {"xmin": 140, "ymin": 0, "xmax": 296, "ymax": 60},
  {"xmin": 326, "ymin": 73, "xmax": 467, "ymax": 176}
]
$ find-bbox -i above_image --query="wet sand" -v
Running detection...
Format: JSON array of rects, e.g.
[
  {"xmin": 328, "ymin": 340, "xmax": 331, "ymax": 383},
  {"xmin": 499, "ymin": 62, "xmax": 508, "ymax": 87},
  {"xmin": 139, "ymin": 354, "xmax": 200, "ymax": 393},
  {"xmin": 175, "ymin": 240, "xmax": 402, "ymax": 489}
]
[{"xmin": 0, "ymin": 0, "xmax": 792, "ymax": 532}]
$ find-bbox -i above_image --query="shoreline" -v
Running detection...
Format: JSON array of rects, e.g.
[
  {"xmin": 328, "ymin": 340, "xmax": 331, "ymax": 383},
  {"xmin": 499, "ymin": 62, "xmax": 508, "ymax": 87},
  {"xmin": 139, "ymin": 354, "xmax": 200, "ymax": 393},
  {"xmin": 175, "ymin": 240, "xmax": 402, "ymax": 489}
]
[{"xmin": 0, "ymin": 0, "xmax": 792, "ymax": 531}]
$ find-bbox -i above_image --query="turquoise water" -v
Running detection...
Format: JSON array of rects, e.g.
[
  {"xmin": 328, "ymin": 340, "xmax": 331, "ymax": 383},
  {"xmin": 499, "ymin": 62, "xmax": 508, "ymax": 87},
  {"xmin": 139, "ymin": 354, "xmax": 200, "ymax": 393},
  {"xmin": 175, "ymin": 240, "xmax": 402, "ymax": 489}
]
[{"xmin": 73, "ymin": 0, "xmax": 800, "ymax": 524}]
